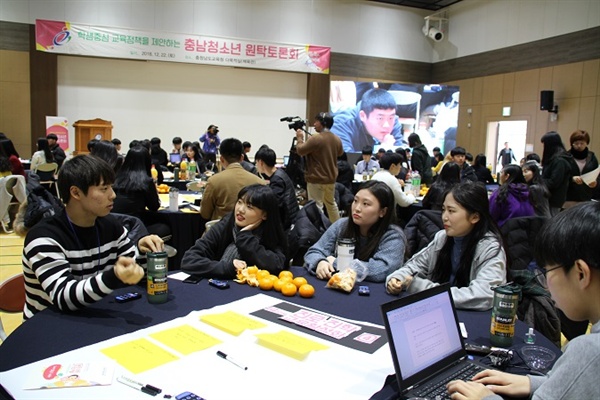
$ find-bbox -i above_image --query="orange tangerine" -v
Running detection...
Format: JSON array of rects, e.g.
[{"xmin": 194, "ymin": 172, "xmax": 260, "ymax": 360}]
[
  {"xmin": 273, "ymin": 279, "xmax": 286, "ymax": 292},
  {"xmin": 298, "ymin": 284, "xmax": 315, "ymax": 298},
  {"xmin": 256, "ymin": 270, "xmax": 270, "ymax": 280},
  {"xmin": 281, "ymin": 282, "xmax": 297, "ymax": 297},
  {"xmin": 292, "ymin": 276, "xmax": 308, "ymax": 288},
  {"xmin": 246, "ymin": 266, "xmax": 259, "ymax": 275},
  {"xmin": 278, "ymin": 270, "xmax": 293, "ymax": 280},
  {"xmin": 268, "ymin": 275, "xmax": 279, "ymax": 285},
  {"xmin": 258, "ymin": 277, "xmax": 274, "ymax": 291}
]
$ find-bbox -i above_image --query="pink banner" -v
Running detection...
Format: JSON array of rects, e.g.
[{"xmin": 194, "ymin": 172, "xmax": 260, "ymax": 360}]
[{"xmin": 35, "ymin": 19, "xmax": 330, "ymax": 74}]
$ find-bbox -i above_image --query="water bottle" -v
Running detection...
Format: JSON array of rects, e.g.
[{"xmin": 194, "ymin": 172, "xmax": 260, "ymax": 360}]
[
  {"xmin": 169, "ymin": 187, "xmax": 179, "ymax": 212},
  {"xmin": 173, "ymin": 167, "xmax": 180, "ymax": 182},
  {"xmin": 490, "ymin": 283, "xmax": 521, "ymax": 347},
  {"xmin": 362, "ymin": 171, "xmax": 367, "ymax": 181},
  {"xmin": 411, "ymin": 170, "xmax": 421, "ymax": 197},
  {"xmin": 188, "ymin": 159, "xmax": 197, "ymax": 180},
  {"xmin": 336, "ymin": 238, "xmax": 356, "ymax": 270},
  {"xmin": 147, "ymin": 251, "xmax": 168, "ymax": 304}
]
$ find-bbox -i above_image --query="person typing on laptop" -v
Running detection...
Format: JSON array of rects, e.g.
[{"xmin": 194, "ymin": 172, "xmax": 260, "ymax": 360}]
[
  {"xmin": 446, "ymin": 201, "xmax": 600, "ymax": 400},
  {"xmin": 385, "ymin": 182, "xmax": 506, "ymax": 310}
]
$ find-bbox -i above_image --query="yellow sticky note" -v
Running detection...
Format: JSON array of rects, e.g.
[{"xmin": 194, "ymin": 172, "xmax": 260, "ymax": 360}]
[
  {"xmin": 150, "ymin": 324, "xmax": 222, "ymax": 355},
  {"xmin": 101, "ymin": 338, "xmax": 178, "ymax": 374},
  {"xmin": 200, "ymin": 311, "xmax": 267, "ymax": 336},
  {"xmin": 256, "ymin": 331, "xmax": 329, "ymax": 360}
]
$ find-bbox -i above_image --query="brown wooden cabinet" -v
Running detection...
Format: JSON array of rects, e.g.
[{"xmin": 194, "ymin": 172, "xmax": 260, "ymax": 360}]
[{"xmin": 72, "ymin": 118, "xmax": 113, "ymax": 154}]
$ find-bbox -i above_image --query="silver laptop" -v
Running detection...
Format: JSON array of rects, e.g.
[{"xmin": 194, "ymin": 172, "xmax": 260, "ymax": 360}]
[{"xmin": 380, "ymin": 284, "xmax": 488, "ymax": 400}]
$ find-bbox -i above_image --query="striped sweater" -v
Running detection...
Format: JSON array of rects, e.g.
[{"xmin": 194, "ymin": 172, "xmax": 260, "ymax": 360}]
[{"xmin": 22, "ymin": 210, "xmax": 137, "ymax": 320}]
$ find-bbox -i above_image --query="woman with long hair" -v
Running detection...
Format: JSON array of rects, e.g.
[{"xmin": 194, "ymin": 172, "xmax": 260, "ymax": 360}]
[
  {"xmin": 181, "ymin": 184, "xmax": 287, "ymax": 278},
  {"xmin": 30, "ymin": 137, "xmax": 55, "ymax": 171},
  {"xmin": 489, "ymin": 164, "xmax": 535, "ymax": 227},
  {"xmin": 422, "ymin": 161, "xmax": 460, "ymax": 211},
  {"xmin": 540, "ymin": 131, "xmax": 572, "ymax": 215},
  {"xmin": 472, "ymin": 153, "xmax": 495, "ymax": 184},
  {"xmin": 184, "ymin": 143, "xmax": 207, "ymax": 176},
  {"xmin": 387, "ymin": 182, "xmax": 506, "ymax": 310},
  {"xmin": 304, "ymin": 180, "xmax": 406, "ymax": 282},
  {"xmin": 522, "ymin": 160, "xmax": 551, "ymax": 217},
  {"xmin": 0, "ymin": 138, "xmax": 25, "ymax": 177},
  {"xmin": 566, "ymin": 129, "xmax": 598, "ymax": 206},
  {"xmin": 112, "ymin": 146, "xmax": 168, "ymax": 236}
]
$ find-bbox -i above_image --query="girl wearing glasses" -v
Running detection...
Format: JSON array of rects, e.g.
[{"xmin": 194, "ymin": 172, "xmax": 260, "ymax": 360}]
[{"xmin": 386, "ymin": 182, "xmax": 506, "ymax": 310}]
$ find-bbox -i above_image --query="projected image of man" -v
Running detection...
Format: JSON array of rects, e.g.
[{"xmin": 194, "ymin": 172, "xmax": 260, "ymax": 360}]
[{"xmin": 331, "ymin": 88, "xmax": 404, "ymax": 153}]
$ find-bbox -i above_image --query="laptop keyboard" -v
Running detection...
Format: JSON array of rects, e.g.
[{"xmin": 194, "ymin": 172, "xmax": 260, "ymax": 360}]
[{"xmin": 412, "ymin": 363, "xmax": 484, "ymax": 400}]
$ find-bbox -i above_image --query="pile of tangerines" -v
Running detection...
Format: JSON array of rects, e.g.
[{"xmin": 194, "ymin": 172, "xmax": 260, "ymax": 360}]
[{"xmin": 235, "ymin": 267, "xmax": 315, "ymax": 298}]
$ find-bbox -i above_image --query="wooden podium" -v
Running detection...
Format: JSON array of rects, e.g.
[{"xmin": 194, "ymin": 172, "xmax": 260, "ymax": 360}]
[{"xmin": 73, "ymin": 118, "xmax": 113, "ymax": 154}]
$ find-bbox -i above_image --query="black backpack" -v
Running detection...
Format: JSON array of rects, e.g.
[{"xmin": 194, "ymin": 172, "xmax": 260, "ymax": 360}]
[
  {"xmin": 23, "ymin": 175, "xmax": 63, "ymax": 229},
  {"xmin": 287, "ymin": 200, "xmax": 331, "ymax": 266}
]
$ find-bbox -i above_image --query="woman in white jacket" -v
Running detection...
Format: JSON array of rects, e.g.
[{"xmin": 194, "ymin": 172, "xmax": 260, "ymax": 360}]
[{"xmin": 386, "ymin": 181, "xmax": 506, "ymax": 310}]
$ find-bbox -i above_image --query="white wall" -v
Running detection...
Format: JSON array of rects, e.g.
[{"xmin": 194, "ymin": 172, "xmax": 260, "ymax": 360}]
[
  {"xmin": 0, "ymin": 0, "xmax": 433, "ymax": 62},
  {"xmin": 58, "ymin": 55, "xmax": 307, "ymax": 157},
  {"xmin": 1, "ymin": 0, "xmax": 598, "ymax": 62},
  {"xmin": 434, "ymin": 0, "xmax": 600, "ymax": 61}
]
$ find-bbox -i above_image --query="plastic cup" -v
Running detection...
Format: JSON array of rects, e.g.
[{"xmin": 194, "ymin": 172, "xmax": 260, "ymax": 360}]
[{"xmin": 520, "ymin": 345, "xmax": 556, "ymax": 372}]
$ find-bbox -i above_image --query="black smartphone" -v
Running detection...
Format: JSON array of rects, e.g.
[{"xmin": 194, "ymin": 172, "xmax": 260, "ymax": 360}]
[
  {"xmin": 115, "ymin": 292, "xmax": 142, "ymax": 303},
  {"xmin": 183, "ymin": 275, "xmax": 203, "ymax": 284},
  {"xmin": 358, "ymin": 286, "xmax": 370, "ymax": 296},
  {"xmin": 208, "ymin": 279, "xmax": 230, "ymax": 290}
]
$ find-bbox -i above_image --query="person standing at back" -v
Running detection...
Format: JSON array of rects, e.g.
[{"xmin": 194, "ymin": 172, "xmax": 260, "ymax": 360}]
[
  {"xmin": 199, "ymin": 124, "xmax": 221, "ymax": 165},
  {"xmin": 295, "ymin": 113, "xmax": 343, "ymax": 223},
  {"xmin": 408, "ymin": 133, "xmax": 432, "ymax": 186},
  {"xmin": 200, "ymin": 138, "xmax": 265, "ymax": 222},
  {"xmin": 540, "ymin": 131, "xmax": 572, "ymax": 215},
  {"xmin": 497, "ymin": 142, "xmax": 517, "ymax": 167},
  {"xmin": 565, "ymin": 129, "xmax": 598, "ymax": 206}
]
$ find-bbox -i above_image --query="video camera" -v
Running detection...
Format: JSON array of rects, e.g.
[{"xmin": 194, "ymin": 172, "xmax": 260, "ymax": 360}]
[{"xmin": 280, "ymin": 116, "xmax": 306, "ymax": 131}]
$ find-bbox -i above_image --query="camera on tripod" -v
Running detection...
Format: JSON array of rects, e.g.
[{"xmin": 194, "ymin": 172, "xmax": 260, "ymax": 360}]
[{"xmin": 280, "ymin": 116, "xmax": 306, "ymax": 131}]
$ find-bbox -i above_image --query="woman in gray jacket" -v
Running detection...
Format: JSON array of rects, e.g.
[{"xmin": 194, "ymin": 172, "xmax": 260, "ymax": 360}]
[{"xmin": 386, "ymin": 182, "xmax": 506, "ymax": 310}]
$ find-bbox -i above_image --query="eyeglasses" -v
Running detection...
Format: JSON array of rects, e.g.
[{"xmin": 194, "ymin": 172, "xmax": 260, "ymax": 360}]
[{"xmin": 533, "ymin": 265, "xmax": 564, "ymax": 288}]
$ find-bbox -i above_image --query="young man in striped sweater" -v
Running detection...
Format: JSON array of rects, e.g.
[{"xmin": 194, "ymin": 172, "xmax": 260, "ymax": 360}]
[{"xmin": 22, "ymin": 155, "xmax": 163, "ymax": 320}]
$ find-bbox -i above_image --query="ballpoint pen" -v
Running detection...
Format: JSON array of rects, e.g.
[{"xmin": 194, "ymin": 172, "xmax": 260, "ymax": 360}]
[
  {"xmin": 117, "ymin": 376, "xmax": 162, "ymax": 396},
  {"xmin": 217, "ymin": 350, "xmax": 248, "ymax": 370}
]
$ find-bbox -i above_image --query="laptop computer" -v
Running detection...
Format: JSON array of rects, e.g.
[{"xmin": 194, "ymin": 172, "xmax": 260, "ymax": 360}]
[
  {"xmin": 381, "ymin": 284, "xmax": 489, "ymax": 400},
  {"xmin": 282, "ymin": 155, "xmax": 290, "ymax": 167},
  {"xmin": 169, "ymin": 153, "xmax": 182, "ymax": 164}
]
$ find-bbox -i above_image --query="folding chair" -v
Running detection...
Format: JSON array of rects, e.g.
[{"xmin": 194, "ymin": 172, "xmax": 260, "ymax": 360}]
[
  {"xmin": 0, "ymin": 175, "xmax": 26, "ymax": 233},
  {"xmin": 0, "ymin": 274, "xmax": 25, "ymax": 342},
  {"xmin": 34, "ymin": 162, "xmax": 59, "ymax": 197}
]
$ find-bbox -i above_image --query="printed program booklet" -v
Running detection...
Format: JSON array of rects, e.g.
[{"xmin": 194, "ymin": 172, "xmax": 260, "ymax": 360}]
[{"xmin": 26, "ymin": 362, "xmax": 114, "ymax": 389}]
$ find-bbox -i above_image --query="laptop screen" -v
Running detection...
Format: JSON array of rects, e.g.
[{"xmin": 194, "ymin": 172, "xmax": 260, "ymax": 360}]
[
  {"xmin": 169, "ymin": 153, "xmax": 182, "ymax": 163},
  {"xmin": 381, "ymin": 284, "xmax": 466, "ymax": 391},
  {"xmin": 283, "ymin": 155, "xmax": 290, "ymax": 166}
]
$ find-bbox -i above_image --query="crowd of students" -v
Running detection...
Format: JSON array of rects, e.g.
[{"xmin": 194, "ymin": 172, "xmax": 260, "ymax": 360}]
[{"xmin": 2, "ymin": 122, "xmax": 598, "ymax": 400}]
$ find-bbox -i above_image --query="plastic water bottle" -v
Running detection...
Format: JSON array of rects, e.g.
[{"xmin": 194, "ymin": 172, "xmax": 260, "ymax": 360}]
[
  {"xmin": 147, "ymin": 252, "xmax": 168, "ymax": 304},
  {"xmin": 490, "ymin": 283, "xmax": 521, "ymax": 347},
  {"xmin": 411, "ymin": 170, "xmax": 421, "ymax": 197},
  {"xmin": 188, "ymin": 159, "xmax": 197, "ymax": 180},
  {"xmin": 169, "ymin": 187, "xmax": 179, "ymax": 212}
]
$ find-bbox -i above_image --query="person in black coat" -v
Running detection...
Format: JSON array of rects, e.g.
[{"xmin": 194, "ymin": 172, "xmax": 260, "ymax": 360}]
[
  {"xmin": 422, "ymin": 162, "xmax": 460, "ymax": 211},
  {"xmin": 254, "ymin": 147, "xmax": 299, "ymax": 231},
  {"xmin": 336, "ymin": 152, "xmax": 354, "ymax": 190},
  {"xmin": 472, "ymin": 153, "xmax": 495, "ymax": 184},
  {"xmin": 408, "ymin": 133, "xmax": 432, "ymax": 185},
  {"xmin": 540, "ymin": 131, "xmax": 573, "ymax": 214}
]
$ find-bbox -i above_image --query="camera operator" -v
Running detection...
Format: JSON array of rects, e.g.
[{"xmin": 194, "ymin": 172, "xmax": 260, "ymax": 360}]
[
  {"xmin": 199, "ymin": 124, "xmax": 221, "ymax": 165},
  {"xmin": 295, "ymin": 112, "xmax": 343, "ymax": 223}
]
